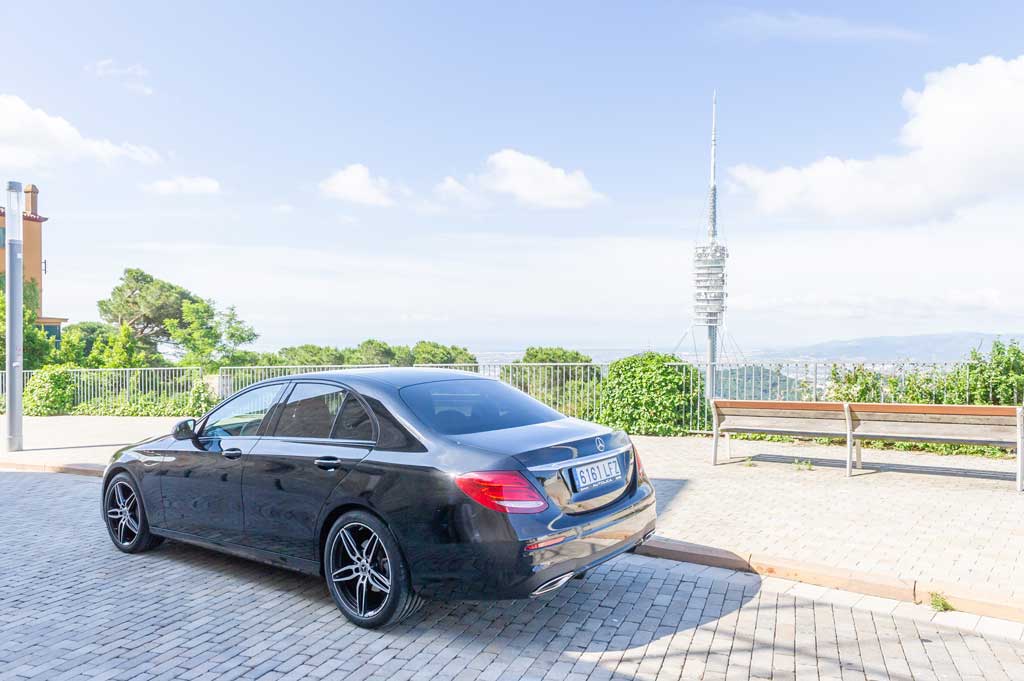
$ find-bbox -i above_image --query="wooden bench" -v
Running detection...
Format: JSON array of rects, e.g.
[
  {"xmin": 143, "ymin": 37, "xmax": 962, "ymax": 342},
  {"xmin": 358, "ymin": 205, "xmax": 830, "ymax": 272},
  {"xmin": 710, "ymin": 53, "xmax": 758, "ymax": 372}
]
[{"xmin": 711, "ymin": 400, "xmax": 1024, "ymax": 491}]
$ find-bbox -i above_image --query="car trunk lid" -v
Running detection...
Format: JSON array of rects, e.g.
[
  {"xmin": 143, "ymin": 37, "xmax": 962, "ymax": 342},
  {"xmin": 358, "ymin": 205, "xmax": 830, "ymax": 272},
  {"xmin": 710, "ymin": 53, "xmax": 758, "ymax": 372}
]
[{"xmin": 454, "ymin": 418, "xmax": 636, "ymax": 514}]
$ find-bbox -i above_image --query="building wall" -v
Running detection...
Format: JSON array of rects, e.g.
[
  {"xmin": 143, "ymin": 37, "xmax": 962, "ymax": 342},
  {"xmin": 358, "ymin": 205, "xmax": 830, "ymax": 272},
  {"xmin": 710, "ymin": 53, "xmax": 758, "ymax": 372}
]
[{"xmin": 0, "ymin": 213, "xmax": 46, "ymax": 314}]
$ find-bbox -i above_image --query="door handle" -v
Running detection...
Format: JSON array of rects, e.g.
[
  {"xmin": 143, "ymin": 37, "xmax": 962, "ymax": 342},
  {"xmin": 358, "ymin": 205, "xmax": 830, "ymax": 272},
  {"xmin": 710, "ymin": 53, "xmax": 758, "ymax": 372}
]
[
  {"xmin": 315, "ymin": 457, "xmax": 341, "ymax": 471},
  {"xmin": 222, "ymin": 448, "xmax": 243, "ymax": 460}
]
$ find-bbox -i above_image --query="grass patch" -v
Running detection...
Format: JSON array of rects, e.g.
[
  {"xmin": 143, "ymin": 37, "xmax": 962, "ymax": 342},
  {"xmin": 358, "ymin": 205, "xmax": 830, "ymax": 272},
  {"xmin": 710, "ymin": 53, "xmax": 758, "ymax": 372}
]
[
  {"xmin": 930, "ymin": 592, "xmax": 955, "ymax": 612},
  {"xmin": 792, "ymin": 458, "xmax": 814, "ymax": 471}
]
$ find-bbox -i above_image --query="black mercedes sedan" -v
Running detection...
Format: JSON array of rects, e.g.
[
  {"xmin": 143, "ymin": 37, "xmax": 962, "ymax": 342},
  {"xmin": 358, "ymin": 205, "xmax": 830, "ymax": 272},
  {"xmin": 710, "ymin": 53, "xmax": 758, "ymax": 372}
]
[{"xmin": 101, "ymin": 368, "xmax": 657, "ymax": 628}]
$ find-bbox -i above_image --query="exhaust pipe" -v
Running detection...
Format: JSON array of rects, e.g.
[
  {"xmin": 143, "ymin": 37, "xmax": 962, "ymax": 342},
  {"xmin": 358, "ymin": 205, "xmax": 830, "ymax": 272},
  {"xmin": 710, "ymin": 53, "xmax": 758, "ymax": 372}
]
[{"xmin": 530, "ymin": 572, "xmax": 574, "ymax": 597}]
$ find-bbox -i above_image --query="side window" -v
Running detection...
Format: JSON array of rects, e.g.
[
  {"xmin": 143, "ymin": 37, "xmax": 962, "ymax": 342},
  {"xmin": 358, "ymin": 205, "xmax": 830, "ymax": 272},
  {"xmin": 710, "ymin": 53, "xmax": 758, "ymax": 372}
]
[
  {"xmin": 333, "ymin": 396, "xmax": 374, "ymax": 441},
  {"xmin": 274, "ymin": 383, "xmax": 346, "ymax": 439},
  {"xmin": 202, "ymin": 384, "xmax": 283, "ymax": 438},
  {"xmin": 364, "ymin": 397, "xmax": 426, "ymax": 452}
]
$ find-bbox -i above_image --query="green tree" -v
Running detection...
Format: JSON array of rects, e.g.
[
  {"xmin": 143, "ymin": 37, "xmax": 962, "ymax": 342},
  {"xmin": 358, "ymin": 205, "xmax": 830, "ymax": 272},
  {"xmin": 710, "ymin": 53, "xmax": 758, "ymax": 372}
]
[
  {"xmin": 349, "ymin": 339, "xmax": 395, "ymax": 365},
  {"xmin": 275, "ymin": 344, "xmax": 350, "ymax": 366},
  {"xmin": 97, "ymin": 268, "xmax": 199, "ymax": 348},
  {"xmin": 0, "ymin": 280, "xmax": 54, "ymax": 370},
  {"xmin": 389, "ymin": 344, "xmax": 415, "ymax": 367},
  {"xmin": 505, "ymin": 346, "xmax": 598, "ymax": 393},
  {"xmin": 164, "ymin": 299, "xmax": 258, "ymax": 370},
  {"xmin": 519, "ymin": 346, "xmax": 592, "ymax": 364},
  {"xmin": 49, "ymin": 326, "xmax": 88, "ymax": 366},
  {"xmin": 88, "ymin": 324, "xmax": 152, "ymax": 368},
  {"xmin": 61, "ymin": 321, "xmax": 117, "ymax": 357},
  {"xmin": 412, "ymin": 340, "xmax": 477, "ymax": 365}
]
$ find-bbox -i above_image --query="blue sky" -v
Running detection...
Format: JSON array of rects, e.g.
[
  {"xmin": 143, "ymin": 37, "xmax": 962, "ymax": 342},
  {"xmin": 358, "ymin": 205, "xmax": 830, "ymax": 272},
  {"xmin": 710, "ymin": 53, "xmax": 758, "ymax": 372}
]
[{"xmin": 4, "ymin": 2, "xmax": 1024, "ymax": 355}]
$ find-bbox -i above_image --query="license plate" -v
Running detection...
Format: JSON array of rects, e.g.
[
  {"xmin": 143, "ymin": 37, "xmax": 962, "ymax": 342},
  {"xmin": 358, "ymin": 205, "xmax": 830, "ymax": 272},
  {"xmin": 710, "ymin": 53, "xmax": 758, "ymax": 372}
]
[{"xmin": 572, "ymin": 456, "xmax": 622, "ymax": 491}]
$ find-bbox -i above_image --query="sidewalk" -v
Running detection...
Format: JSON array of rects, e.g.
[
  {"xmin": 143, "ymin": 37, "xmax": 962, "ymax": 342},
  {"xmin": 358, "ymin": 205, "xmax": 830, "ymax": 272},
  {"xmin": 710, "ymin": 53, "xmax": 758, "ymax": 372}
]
[
  {"xmin": 0, "ymin": 416, "xmax": 178, "ymax": 475},
  {"xmin": 2, "ymin": 417, "xmax": 1022, "ymax": 623},
  {"xmin": 634, "ymin": 434, "xmax": 1024, "ymax": 622}
]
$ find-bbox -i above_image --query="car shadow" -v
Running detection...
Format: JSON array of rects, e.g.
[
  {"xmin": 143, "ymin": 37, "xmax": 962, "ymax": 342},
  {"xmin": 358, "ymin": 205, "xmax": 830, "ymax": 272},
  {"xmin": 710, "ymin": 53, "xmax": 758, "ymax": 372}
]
[{"xmin": 649, "ymin": 476, "xmax": 688, "ymax": 516}]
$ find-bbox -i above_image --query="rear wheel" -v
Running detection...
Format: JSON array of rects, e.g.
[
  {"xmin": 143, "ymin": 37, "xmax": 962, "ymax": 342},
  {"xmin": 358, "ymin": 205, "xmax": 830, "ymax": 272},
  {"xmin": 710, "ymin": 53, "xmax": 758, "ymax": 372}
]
[
  {"xmin": 324, "ymin": 510, "xmax": 422, "ymax": 628},
  {"xmin": 103, "ymin": 472, "xmax": 163, "ymax": 553}
]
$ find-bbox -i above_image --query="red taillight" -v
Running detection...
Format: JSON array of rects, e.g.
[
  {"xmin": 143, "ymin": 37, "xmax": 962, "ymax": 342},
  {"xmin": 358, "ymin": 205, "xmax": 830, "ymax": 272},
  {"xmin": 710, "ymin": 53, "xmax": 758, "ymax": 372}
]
[
  {"xmin": 524, "ymin": 536, "xmax": 567, "ymax": 551},
  {"xmin": 455, "ymin": 471, "xmax": 549, "ymax": 514},
  {"xmin": 633, "ymin": 445, "xmax": 645, "ymax": 477}
]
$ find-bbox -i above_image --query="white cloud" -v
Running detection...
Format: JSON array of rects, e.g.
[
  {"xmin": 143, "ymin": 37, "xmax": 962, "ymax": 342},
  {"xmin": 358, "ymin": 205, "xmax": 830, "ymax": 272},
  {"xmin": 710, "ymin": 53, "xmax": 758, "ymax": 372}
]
[
  {"xmin": 142, "ymin": 176, "xmax": 221, "ymax": 195},
  {"xmin": 0, "ymin": 94, "xmax": 161, "ymax": 170},
  {"xmin": 272, "ymin": 203, "xmax": 295, "ymax": 214},
  {"xmin": 722, "ymin": 11, "xmax": 924, "ymax": 43},
  {"xmin": 435, "ymin": 176, "xmax": 474, "ymax": 203},
  {"xmin": 86, "ymin": 58, "xmax": 154, "ymax": 95},
  {"xmin": 318, "ymin": 164, "xmax": 394, "ymax": 206},
  {"xmin": 730, "ymin": 55, "xmax": 1024, "ymax": 226},
  {"xmin": 416, "ymin": 175, "xmax": 489, "ymax": 214},
  {"xmin": 478, "ymin": 149, "xmax": 604, "ymax": 209}
]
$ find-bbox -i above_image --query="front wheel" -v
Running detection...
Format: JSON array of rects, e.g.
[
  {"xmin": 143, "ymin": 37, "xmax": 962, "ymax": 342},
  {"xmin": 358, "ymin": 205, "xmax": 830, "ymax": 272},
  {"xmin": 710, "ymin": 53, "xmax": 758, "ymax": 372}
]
[
  {"xmin": 324, "ymin": 510, "xmax": 422, "ymax": 629},
  {"xmin": 103, "ymin": 472, "xmax": 163, "ymax": 553}
]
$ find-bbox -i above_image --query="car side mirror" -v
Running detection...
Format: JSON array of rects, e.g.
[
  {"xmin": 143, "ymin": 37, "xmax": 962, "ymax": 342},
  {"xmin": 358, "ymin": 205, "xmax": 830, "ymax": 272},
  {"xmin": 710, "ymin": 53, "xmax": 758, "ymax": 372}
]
[{"xmin": 172, "ymin": 418, "xmax": 198, "ymax": 441}]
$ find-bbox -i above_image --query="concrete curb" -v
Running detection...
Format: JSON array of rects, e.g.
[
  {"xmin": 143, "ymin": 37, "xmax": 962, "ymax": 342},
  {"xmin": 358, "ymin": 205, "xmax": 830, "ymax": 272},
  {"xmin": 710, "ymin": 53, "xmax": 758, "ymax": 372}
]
[
  {"xmin": 639, "ymin": 536, "xmax": 1024, "ymax": 624},
  {"xmin": 0, "ymin": 461, "xmax": 103, "ymax": 477}
]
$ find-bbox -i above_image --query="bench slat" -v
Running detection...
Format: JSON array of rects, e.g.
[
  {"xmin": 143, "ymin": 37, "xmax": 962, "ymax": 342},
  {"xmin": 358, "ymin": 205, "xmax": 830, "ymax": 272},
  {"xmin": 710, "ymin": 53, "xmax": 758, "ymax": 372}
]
[
  {"xmin": 851, "ymin": 412, "xmax": 1018, "ymax": 426},
  {"xmin": 719, "ymin": 407, "xmax": 851, "ymax": 420}
]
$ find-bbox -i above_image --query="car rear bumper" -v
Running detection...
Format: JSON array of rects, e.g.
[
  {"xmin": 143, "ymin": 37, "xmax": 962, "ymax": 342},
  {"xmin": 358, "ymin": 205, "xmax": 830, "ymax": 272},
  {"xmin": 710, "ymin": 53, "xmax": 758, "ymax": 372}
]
[
  {"xmin": 412, "ymin": 479, "xmax": 657, "ymax": 600},
  {"xmin": 512, "ymin": 487, "xmax": 657, "ymax": 598}
]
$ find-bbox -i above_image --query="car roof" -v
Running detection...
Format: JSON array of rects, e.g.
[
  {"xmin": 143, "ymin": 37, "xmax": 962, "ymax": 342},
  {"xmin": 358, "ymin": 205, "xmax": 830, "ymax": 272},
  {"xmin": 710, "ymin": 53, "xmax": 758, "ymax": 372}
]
[{"xmin": 260, "ymin": 367, "xmax": 488, "ymax": 392}]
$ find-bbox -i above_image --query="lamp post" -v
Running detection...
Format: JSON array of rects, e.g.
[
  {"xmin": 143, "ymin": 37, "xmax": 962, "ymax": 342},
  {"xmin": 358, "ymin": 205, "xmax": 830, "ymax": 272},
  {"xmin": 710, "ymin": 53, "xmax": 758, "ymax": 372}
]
[{"xmin": 6, "ymin": 181, "xmax": 23, "ymax": 452}]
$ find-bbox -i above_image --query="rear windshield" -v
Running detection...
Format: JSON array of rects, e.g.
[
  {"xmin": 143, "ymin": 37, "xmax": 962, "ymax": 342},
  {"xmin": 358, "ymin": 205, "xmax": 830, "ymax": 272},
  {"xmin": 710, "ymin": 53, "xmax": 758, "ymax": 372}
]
[{"xmin": 400, "ymin": 379, "xmax": 563, "ymax": 435}]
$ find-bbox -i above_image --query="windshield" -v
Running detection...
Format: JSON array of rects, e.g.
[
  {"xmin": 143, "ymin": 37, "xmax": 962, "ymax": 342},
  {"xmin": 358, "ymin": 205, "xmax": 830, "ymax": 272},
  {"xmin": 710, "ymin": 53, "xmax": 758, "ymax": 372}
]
[{"xmin": 400, "ymin": 379, "xmax": 563, "ymax": 435}]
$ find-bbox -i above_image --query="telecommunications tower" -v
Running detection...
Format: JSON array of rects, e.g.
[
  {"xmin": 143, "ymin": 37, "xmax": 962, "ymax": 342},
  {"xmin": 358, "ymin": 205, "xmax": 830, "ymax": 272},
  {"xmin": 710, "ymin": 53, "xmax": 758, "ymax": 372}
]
[{"xmin": 692, "ymin": 93, "xmax": 728, "ymax": 402}]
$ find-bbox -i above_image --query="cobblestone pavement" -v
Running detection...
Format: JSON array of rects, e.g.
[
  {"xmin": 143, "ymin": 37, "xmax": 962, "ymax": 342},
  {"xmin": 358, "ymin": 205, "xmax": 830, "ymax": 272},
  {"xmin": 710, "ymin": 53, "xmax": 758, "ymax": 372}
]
[
  {"xmin": 4, "ymin": 472, "xmax": 1024, "ymax": 680},
  {"xmin": 636, "ymin": 436, "xmax": 1024, "ymax": 599}
]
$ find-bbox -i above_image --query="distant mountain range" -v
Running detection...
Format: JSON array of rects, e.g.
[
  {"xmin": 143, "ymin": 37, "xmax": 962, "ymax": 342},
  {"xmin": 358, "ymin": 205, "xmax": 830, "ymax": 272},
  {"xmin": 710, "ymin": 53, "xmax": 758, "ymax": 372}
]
[
  {"xmin": 756, "ymin": 332, "xmax": 1022, "ymax": 363},
  {"xmin": 473, "ymin": 332, "xmax": 1023, "ymax": 365}
]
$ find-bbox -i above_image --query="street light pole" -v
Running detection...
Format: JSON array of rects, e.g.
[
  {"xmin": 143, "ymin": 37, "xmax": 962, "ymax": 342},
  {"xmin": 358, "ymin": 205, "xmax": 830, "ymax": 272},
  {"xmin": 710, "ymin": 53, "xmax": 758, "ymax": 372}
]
[{"xmin": 6, "ymin": 181, "xmax": 24, "ymax": 452}]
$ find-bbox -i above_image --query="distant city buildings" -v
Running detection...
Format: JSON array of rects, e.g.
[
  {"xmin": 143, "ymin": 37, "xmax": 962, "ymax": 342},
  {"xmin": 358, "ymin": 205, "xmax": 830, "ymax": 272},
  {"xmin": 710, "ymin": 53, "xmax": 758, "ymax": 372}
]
[{"xmin": 0, "ymin": 184, "xmax": 66, "ymax": 339}]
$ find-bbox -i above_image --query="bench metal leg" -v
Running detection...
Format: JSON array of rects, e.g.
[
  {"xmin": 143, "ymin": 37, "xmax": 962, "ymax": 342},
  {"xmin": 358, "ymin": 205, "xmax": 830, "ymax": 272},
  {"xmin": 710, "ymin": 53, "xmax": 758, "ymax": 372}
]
[
  {"xmin": 855, "ymin": 440, "xmax": 862, "ymax": 469},
  {"xmin": 843, "ymin": 403, "xmax": 853, "ymax": 477},
  {"xmin": 1016, "ymin": 408, "xmax": 1023, "ymax": 493},
  {"xmin": 712, "ymin": 428, "xmax": 720, "ymax": 466}
]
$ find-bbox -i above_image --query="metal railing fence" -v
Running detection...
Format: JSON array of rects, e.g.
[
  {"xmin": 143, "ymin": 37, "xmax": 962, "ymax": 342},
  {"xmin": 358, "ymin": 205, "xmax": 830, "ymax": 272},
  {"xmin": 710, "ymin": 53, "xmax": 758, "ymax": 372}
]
[
  {"xmin": 218, "ymin": 360, "xmax": 1024, "ymax": 434},
  {"xmin": 0, "ymin": 367, "xmax": 204, "ymax": 408},
  {"xmin": 1, "ymin": 361, "xmax": 1012, "ymax": 426}
]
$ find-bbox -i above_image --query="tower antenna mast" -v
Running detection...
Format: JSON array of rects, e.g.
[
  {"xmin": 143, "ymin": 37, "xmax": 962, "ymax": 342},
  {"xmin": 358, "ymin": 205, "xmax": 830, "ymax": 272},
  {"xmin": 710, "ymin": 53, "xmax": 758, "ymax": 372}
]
[{"xmin": 693, "ymin": 92, "xmax": 728, "ymax": 402}]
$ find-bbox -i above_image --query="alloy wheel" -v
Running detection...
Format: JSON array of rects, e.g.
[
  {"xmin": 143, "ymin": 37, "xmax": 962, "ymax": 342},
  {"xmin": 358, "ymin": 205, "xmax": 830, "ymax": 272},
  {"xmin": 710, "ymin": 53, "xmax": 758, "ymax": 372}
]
[
  {"xmin": 106, "ymin": 480, "xmax": 140, "ymax": 546},
  {"xmin": 330, "ymin": 522, "xmax": 392, "ymax": 618}
]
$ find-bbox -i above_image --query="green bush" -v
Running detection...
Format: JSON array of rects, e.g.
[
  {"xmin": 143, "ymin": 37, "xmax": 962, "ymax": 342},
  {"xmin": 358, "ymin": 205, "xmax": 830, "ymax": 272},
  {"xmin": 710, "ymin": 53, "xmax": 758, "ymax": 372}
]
[
  {"xmin": 23, "ymin": 365, "xmax": 77, "ymax": 416},
  {"xmin": 71, "ymin": 381, "xmax": 220, "ymax": 417},
  {"xmin": 597, "ymin": 352, "xmax": 706, "ymax": 435}
]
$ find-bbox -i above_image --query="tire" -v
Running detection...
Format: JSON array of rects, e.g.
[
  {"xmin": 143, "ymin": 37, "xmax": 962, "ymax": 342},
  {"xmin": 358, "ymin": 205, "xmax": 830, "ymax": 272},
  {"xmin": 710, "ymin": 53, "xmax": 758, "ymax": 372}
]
[
  {"xmin": 323, "ymin": 510, "xmax": 423, "ymax": 629},
  {"xmin": 103, "ymin": 472, "xmax": 163, "ymax": 554}
]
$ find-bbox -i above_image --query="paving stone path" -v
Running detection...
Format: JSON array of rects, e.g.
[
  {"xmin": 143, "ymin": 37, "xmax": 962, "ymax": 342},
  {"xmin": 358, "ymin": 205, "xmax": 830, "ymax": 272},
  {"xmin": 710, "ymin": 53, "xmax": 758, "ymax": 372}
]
[
  {"xmin": 636, "ymin": 436, "xmax": 1024, "ymax": 599},
  {"xmin": 2, "ymin": 472, "xmax": 1024, "ymax": 680}
]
